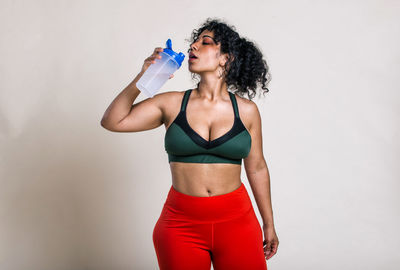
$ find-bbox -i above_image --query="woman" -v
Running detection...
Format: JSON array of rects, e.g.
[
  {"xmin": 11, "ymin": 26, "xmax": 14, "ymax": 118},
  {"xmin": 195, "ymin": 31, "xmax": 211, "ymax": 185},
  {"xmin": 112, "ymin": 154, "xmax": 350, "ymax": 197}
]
[{"xmin": 101, "ymin": 18, "xmax": 279, "ymax": 270}]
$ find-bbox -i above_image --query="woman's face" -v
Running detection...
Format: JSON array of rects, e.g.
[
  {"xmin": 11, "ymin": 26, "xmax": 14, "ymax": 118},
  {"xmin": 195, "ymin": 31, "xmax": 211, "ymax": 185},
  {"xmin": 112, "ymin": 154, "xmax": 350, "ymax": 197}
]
[{"xmin": 188, "ymin": 30, "xmax": 228, "ymax": 75}]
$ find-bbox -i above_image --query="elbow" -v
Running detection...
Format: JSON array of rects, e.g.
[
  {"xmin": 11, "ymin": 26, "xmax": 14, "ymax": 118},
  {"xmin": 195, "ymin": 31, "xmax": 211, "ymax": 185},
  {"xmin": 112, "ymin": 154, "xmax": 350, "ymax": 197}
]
[
  {"xmin": 100, "ymin": 117, "xmax": 106, "ymax": 126},
  {"xmin": 100, "ymin": 118, "xmax": 112, "ymax": 130},
  {"xmin": 100, "ymin": 119, "xmax": 123, "ymax": 132}
]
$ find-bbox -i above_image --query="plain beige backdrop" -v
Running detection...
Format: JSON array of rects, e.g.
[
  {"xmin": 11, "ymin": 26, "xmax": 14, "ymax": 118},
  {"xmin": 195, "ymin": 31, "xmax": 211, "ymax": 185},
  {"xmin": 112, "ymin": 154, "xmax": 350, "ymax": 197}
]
[{"xmin": 1, "ymin": 0, "xmax": 399, "ymax": 269}]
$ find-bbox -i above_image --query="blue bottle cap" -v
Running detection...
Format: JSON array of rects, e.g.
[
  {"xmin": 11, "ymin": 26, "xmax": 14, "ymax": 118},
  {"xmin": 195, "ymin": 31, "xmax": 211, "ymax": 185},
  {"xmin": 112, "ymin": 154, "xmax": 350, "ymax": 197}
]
[{"xmin": 163, "ymin": 39, "xmax": 185, "ymax": 68}]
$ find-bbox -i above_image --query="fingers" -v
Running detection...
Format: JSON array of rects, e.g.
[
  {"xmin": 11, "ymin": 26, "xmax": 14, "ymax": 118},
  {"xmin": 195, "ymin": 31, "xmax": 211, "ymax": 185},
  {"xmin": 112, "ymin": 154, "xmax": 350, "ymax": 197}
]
[
  {"xmin": 266, "ymin": 244, "xmax": 278, "ymax": 259},
  {"xmin": 151, "ymin": 47, "xmax": 164, "ymax": 63},
  {"xmin": 153, "ymin": 47, "xmax": 163, "ymax": 54},
  {"xmin": 145, "ymin": 47, "xmax": 164, "ymax": 65},
  {"xmin": 263, "ymin": 239, "xmax": 279, "ymax": 260}
]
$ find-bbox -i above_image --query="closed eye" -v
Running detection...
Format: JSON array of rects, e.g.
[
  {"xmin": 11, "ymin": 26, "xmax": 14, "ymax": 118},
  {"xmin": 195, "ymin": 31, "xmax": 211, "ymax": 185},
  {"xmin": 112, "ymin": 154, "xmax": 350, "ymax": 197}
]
[{"xmin": 187, "ymin": 43, "xmax": 211, "ymax": 53}]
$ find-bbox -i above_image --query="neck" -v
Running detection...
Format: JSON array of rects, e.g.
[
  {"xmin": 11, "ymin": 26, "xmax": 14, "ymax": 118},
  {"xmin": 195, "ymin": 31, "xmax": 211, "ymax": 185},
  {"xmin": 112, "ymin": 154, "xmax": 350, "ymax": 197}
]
[{"xmin": 196, "ymin": 80, "xmax": 228, "ymax": 101}]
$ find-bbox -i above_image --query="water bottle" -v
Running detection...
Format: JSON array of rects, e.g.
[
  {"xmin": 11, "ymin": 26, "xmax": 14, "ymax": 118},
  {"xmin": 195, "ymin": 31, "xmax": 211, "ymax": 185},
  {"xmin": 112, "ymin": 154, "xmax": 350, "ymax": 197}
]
[{"xmin": 136, "ymin": 39, "xmax": 185, "ymax": 98}]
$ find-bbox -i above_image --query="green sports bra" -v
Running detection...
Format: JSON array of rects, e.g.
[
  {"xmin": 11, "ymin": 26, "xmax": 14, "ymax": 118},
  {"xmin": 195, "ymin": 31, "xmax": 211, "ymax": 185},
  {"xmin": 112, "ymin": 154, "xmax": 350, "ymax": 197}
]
[{"xmin": 164, "ymin": 89, "xmax": 252, "ymax": 165}]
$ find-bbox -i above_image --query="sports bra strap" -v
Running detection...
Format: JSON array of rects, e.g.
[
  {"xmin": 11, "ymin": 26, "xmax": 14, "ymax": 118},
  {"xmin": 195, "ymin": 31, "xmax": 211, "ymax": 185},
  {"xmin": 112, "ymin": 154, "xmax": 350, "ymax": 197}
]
[
  {"xmin": 180, "ymin": 89, "xmax": 191, "ymax": 112},
  {"xmin": 229, "ymin": 91, "xmax": 240, "ymax": 118},
  {"xmin": 180, "ymin": 89, "xmax": 240, "ymax": 118}
]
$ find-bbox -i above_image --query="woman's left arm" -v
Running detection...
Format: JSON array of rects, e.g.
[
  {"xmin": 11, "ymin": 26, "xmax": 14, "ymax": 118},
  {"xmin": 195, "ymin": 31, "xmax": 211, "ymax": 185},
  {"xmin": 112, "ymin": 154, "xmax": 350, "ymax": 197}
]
[{"xmin": 243, "ymin": 100, "xmax": 278, "ymax": 259}]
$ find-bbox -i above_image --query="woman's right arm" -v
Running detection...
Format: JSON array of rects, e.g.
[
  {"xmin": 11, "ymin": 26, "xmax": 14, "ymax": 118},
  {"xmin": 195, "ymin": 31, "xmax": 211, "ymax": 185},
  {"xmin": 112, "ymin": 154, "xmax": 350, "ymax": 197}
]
[{"xmin": 100, "ymin": 47, "xmax": 172, "ymax": 132}]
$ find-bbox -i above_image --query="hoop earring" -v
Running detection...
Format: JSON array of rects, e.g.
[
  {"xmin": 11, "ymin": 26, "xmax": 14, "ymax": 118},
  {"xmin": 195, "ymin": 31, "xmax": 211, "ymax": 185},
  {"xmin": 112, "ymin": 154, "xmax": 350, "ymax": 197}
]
[{"xmin": 218, "ymin": 67, "xmax": 225, "ymax": 79}]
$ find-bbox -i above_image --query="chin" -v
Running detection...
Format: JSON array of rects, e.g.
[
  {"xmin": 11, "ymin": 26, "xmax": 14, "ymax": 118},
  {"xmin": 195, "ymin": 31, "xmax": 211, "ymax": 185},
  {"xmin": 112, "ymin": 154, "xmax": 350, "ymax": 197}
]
[{"xmin": 188, "ymin": 66, "xmax": 199, "ymax": 73}]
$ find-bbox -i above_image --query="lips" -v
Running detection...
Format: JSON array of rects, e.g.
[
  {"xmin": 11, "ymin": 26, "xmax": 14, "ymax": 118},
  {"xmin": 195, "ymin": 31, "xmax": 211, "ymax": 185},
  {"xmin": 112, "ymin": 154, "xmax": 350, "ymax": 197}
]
[{"xmin": 189, "ymin": 52, "xmax": 198, "ymax": 59}]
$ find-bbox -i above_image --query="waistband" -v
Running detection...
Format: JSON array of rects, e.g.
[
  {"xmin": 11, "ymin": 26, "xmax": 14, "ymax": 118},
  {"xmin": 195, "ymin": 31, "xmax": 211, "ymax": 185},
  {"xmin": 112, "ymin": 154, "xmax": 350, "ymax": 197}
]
[{"xmin": 163, "ymin": 182, "xmax": 253, "ymax": 223}]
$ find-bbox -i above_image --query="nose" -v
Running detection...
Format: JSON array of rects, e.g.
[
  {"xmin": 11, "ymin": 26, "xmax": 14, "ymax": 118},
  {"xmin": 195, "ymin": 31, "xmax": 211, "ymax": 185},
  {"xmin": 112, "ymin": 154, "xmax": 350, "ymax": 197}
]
[{"xmin": 188, "ymin": 42, "xmax": 198, "ymax": 54}]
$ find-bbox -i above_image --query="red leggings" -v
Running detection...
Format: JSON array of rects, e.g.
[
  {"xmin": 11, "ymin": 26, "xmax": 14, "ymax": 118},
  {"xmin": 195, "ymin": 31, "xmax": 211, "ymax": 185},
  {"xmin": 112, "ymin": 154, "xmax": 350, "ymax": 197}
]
[{"xmin": 152, "ymin": 182, "xmax": 268, "ymax": 270}]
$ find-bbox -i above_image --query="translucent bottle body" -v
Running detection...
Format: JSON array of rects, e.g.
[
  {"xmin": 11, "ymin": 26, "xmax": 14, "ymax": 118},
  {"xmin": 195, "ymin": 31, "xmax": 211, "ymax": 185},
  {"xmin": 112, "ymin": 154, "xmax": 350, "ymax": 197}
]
[{"xmin": 136, "ymin": 51, "xmax": 179, "ymax": 98}]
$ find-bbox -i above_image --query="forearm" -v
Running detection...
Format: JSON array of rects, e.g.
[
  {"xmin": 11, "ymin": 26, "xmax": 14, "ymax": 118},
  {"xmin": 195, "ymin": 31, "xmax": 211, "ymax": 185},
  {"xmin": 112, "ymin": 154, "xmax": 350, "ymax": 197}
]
[
  {"xmin": 100, "ymin": 71, "xmax": 144, "ymax": 127},
  {"xmin": 246, "ymin": 165, "xmax": 275, "ymax": 227}
]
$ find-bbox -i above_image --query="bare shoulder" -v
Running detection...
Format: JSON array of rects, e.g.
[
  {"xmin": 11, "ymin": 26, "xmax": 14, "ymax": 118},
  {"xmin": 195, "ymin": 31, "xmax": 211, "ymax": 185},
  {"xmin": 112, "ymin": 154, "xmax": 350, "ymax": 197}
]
[
  {"xmin": 153, "ymin": 90, "xmax": 184, "ymax": 110},
  {"xmin": 153, "ymin": 90, "xmax": 182, "ymax": 102},
  {"xmin": 155, "ymin": 90, "xmax": 186, "ymax": 125},
  {"xmin": 233, "ymin": 93, "xmax": 260, "ymax": 131}
]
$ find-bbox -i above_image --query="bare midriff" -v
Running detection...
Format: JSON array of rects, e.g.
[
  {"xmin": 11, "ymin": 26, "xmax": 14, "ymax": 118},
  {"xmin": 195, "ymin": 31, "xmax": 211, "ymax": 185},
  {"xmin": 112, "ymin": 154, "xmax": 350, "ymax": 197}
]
[{"xmin": 169, "ymin": 162, "xmax": 242, "ymax": 197}]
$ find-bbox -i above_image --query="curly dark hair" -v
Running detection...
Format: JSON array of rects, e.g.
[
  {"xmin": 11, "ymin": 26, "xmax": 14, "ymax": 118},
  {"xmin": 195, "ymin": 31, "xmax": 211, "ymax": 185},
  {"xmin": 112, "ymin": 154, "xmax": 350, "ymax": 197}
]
[{"xmin": 185, "ymin": 17, "xmax": 271, "ymax": 100}]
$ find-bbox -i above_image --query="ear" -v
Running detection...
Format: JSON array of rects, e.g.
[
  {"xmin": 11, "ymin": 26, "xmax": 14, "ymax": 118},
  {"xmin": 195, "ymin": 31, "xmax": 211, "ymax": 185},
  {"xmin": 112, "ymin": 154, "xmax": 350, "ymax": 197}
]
[
  {"xmin": 222, "ymin": 53, "xmax": 234, "ymax": 71},
  {"xmin": 220, "ymin": 53, "xmax": 231, "ymax": 67}
]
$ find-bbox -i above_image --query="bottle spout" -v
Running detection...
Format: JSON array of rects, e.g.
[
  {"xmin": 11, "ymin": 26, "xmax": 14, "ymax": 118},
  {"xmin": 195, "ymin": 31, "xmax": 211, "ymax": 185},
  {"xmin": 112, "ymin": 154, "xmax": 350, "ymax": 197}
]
[
  {"xmin": 163, "ymin": 38, "xmax": 185, "ymax": 68},
  {"xmin": 166, "ymin": 39, "xmax": 172, "ymax": 50}
]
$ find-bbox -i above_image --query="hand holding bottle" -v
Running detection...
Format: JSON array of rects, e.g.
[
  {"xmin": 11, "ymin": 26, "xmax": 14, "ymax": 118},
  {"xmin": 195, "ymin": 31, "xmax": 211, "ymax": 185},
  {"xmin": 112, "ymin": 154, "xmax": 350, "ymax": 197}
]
[
  {"xmin": 140, "ymin": 47, "xmax": 173, "ymax": 79},
  {"xmin": 136, "ymin": 39, "xmax": 185, "ymax": 98}
]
